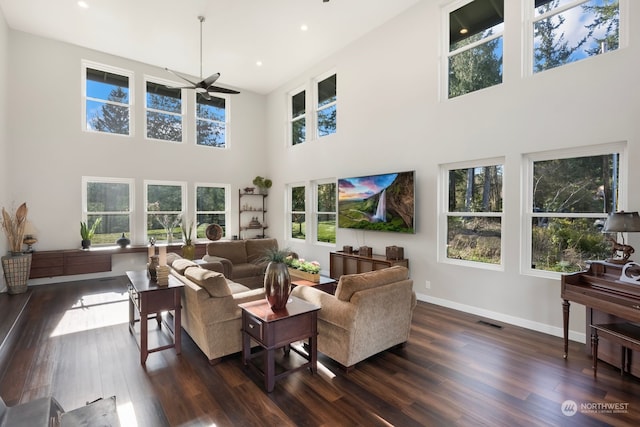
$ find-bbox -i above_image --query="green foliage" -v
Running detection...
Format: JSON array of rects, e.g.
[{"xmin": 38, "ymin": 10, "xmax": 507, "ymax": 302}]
[
  {"xmin": 80, "ymin": 217, "xmax": 102, "ymax": 240},
  {"xmin": 449, "ymin": 32, "xmax": 502, "ymax": 98},
  {"xmin": 260, "ymin": 247, "xmax": 292, "ymax": 264},
  {"xmin": 89, "ymin": 87, "xmax": 130, "ymax": 134},
  {"xmin": 253, "ymin": 176, "xmax": 272, "ymax": 189}
]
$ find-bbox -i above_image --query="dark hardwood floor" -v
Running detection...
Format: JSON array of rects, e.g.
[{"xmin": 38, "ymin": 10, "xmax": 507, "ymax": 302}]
[{"xmin": 1, "ymin": 276, "xmax": 639, "ymax": 426}]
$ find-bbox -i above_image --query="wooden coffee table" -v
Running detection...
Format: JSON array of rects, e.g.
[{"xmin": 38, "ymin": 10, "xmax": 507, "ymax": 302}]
[
  {"xmin": 239, "ymin": 296, "xmax": 320, "ymax": 392},
  {"xmin": 291, "ymin": 275, "xmax": 337, "ymax": 295}
]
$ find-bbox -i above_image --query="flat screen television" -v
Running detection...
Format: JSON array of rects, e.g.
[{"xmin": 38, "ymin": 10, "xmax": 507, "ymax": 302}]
[{"xmin": 338, "ymin": 171, "xmax": 415, "ymax": 234}]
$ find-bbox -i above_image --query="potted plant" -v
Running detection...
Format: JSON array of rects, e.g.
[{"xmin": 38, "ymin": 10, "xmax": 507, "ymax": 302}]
[
  {"xmin": 181, "ymin": 220, "xmax": 196, "ymax": 260},
  {"xmin": 252, "ymin": 176, "xmax": 272, "ymax": 195},
  {"xmin": 80, "ymin": 217, "xmax": 102, "ymax": 249},
  {"xmin": 260, "ymin": 247, "xmax": 292, "ymax": 310},
  {"xmin": 1, "ymin": 203, "xmax": 31, "ymax": 294}
]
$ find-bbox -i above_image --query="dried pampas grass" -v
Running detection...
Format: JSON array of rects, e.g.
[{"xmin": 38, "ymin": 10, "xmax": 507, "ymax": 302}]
[{"xmin": 1, "ymin": 202, "xmax": 28, "ymax": 253}]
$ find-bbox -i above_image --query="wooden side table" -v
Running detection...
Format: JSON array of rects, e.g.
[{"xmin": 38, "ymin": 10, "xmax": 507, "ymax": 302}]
[
  {"xmin": 240, "ymin": 296, "xmax": 320, "ymax": 392},
  {"xmin": 126, "ymin": 270, "xmax": 183, "ymax": 364}
]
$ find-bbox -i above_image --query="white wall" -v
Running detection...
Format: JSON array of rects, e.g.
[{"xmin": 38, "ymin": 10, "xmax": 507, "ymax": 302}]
[
  {"xmin": 266, "ymin": 1, "xmax": 640, "ymax": 341},
  {"xmin": 0, "ymin": 7, "xmax": 9, "ymax": 290},
  {"xmin": 5, "ymin": 30, "xmax": 267, "ymax": 281}
]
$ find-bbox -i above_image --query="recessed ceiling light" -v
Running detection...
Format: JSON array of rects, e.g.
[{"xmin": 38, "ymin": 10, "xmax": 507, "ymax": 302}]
[
  {"xmin": 256, "ymin": 60, "xmax": 263, "ymax": 67},
  {"xmin": 300, "ymin": 24, "xmax": 308, "ymax": 31},
  {"xmin": 77, "ymin": 1, "xmax": 89, "ymax": 8},
  {"xmin": 459, "ymin": 28, "xmax": 468, "ymax": 35}
]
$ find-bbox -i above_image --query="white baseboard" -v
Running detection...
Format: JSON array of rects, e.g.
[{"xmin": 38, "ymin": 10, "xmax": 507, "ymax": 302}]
[{"xmin": 416, "ymin": 292, "xmax": 586, "ymax": 344}]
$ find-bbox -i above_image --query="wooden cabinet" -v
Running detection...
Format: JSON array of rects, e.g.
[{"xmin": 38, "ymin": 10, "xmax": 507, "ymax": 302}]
[
  {"xmin": 329, "ymin": 251, "xmax": 409, "ymax": 279},
  {"xmin": 239, "ymin": 190, "xmax": 267, "ymax": 239}
]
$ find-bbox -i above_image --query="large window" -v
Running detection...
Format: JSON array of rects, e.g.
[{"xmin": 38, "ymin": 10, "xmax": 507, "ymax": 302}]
[
  {"xmin": 315, "ymin": 73, "xmax": 337, "ymax": 138},
  {"xmin": 83, "ymin": 61, "xmax": 133, "ymax": 135},
  {"xmin": 531, "ymin": 0, "xmax": 620, "ymax": 74},
  {"xmin": 524, "ymin": 144, "xmax": 624, "ymax": 275},
  {"xmin": 145, "ymin": 181, "xmax": 185, "ymax": 243},
  {"xmin": 145, "ymin": 79, "xmax": 183, "ymax": 142},
  {"xmin": 290, "ymin": 88, "xmax": 306, "ymax": 146},
  {"xmin": 82, "ymin": 177, "xmax": 133, "ymax": 245},
  {"xmin": 196, "ymin": 95, "xmax": 228, "ymax": 148},
  {"xmin": 446, "ymin": 0, "xmax": 504, "ymax": 98},
  {"xmin": 315, "ymin": 181, "xmax": 336, "ymax": 244},
  {"xmin": 441, "ymin": 160, "xmax": 504, "ymax": 267},
  {"xmin": 290, "ymin": 185, "xmax": 306, "ymax": 240},
  {"xmin": 195, "ymin": 184, "xmax": 229, "ymax": 239}
]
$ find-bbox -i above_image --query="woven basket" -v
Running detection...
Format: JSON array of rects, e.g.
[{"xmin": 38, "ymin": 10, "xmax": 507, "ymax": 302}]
[{"xmin": 1, "ymin": 253, "xmax": 31, "ymax": 294}]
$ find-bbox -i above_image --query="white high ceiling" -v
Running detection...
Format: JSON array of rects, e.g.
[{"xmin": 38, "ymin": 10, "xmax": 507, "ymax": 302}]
[{"xmin": 0, "ymin": 0, "xmax": 420, "ymax": 94}]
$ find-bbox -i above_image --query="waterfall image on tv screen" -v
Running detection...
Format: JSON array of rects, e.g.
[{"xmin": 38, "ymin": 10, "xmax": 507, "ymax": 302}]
[{"xmin": 338, "ymin": 171, "xmax": 415, "ymax": 234}]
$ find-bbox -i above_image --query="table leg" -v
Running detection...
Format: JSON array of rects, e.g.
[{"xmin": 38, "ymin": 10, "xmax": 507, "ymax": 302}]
[
  {"xmin": 591, "ymin": 330, "xmax": 598, "ymax": 377},
  {"xmin": 128, "ymin": 297, "xmax": 134, "ymax": 334},
  {"xmin": 140, "ymin": 302, "xmax": 148, "ymax": 365},
  {"xmin": 174, "ymin": 294, "xmax": 182, "ymax": 355},
  {"xmin": 562, "ymin": 299, "xmax": 570, "ymax": 358},
  {"xmin": 242, "ymin": 329, "xmax": 250, "ymax": 366},
  {"xmin": 309, "ymin": 335, "xmax": 317, "ymax": 374},
  {"xmin": 265, "ymin": 348, "xmax": 275, "ymax": 393}
]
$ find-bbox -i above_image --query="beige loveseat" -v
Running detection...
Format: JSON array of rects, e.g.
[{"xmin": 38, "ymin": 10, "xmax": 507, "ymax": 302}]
[
  {"xmin": 167, "ymin": 254, "xmax": 265, "ymax": 364},
  {"xmin": 291, "ymin": 266, "xmax": 416, "ymax": 370},
  {"xmin": 201, "ymin": 238, "xmax": 279, "ymax": 288}
]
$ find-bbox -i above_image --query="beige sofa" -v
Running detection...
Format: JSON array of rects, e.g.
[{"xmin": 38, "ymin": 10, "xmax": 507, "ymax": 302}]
[
  {"xmin": 201, "ymin": 238, "xmax": 279, "ymax": 288},
  {"xmin": 167, "ymin": 253, "xmax": 265, "ymax": 364},
  {"xmin": 291, "ymin": 266, "xmax": 416, "ymax": 370}
]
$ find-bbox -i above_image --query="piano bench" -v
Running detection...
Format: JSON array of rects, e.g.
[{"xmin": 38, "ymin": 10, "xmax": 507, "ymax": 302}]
[{"xmin": 591, "ymin": 322, "xmax": 640, "ymax": 378}]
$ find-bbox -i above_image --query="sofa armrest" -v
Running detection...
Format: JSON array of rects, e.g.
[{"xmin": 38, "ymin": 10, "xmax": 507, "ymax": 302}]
[
  {"xmin": 195, "ymin": 260, "xmax": 225, "ymax": 274},
  {"xmin": 202, "ymin": 254, "xmax": 233, "ymax": 277},
  {"xmin": 291, "ymin": 286, "xmax": 356, "ymax": 330},
  {"xmin": 232, "ymin": 288, "xmax": 265, "ymax": 305}
]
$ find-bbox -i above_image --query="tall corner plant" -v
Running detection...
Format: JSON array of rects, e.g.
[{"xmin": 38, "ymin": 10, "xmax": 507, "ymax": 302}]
[{"xmin": 1, "ymin": 202, "xmax": 28, "ymax": 254}]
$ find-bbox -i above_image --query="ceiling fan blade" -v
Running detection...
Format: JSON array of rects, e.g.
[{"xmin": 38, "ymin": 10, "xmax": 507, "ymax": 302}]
[
  {"xmin": 207, "ymin": 85, "xmax": 241, "ymax": 95},
  {"xmin": 166, "ymin": 85, "xmax": 197, "ymax": 89},
  {"xmin": 199, "ymin": 91, "xmax": 212, "ymax": 101},
  {"xmin": 201, "ymin": 72, "xmax": 220, "ymax": 87},
  {"xmin": 164, "ymin": 67, "xmax": 198, "ymax": 87}
]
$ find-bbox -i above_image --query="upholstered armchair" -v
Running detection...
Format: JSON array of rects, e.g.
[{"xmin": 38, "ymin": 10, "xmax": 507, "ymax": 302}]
[{"xmin": 291, "ymin": 266, "xmax": 416, "ymax": 370}]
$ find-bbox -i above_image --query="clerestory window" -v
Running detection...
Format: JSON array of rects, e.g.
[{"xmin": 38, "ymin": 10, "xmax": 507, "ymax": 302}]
[
  {"xmin": 83, "ymin": 61, "xmax": 133, "ymax": 135},
  {"xmin": 145, "ymin": 79, "xmax": 183, "ymax": 143},
  {"xmin": 196, "ymin": 95, "xmax": 229, "ymax": 148}
]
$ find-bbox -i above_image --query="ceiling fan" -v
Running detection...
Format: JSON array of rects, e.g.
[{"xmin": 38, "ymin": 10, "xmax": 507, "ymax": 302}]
[{"xmin": 165, "ymin": 16, "xmax": 239, "ymax": 99}]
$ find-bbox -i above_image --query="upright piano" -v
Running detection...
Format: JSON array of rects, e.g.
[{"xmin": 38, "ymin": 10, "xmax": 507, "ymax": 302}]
[{"xmin": 561, "ymin": 261, "xmax": 640, "ymax": 377}]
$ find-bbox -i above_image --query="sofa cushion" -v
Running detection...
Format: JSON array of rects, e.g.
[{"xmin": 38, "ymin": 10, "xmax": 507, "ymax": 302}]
[
  {"xmin": 166, "ymin": 252, "xmax": 182, "ymax": 266},
  {"xmin": 335, "ymin": 266, "xmax": 410, "ymax": 302},
  {"xmin": 207, "ymin": 241, "xmax": 248, "ymax": 265},
  {"xmin": 185, "ymin": 267, "xmax": 231, "ymax": 297},
  {"xmin": 245, "ymin": 238, "xmax": 278, "ymax": 264},
  {"xmin": 172, "ymin": 258, "xmax": 199, "ymax": 275}
]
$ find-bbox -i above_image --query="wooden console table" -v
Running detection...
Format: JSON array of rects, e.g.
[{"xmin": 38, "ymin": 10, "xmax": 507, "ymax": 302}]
[{"xmin": 329, "ymin": 251, "xmax": 408, "ymax": 279}]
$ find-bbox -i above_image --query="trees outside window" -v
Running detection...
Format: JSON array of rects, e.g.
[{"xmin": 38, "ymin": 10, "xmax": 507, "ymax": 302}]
[
  {"xmin": 316, "ymin": 73, "xmax": 337, "ymax": 138},
  {"xmin": 441, "ymin": 160, "xmax": 504, "ymax": 266},
  {"xmin": 82, "ymin": 177, "xmax": 133, "ymax": 245},
  {"xmin": 146, "ymin": 80, "xmax": 183, "ymax": 142},
  {"xmin": 315, "ymin": 182, "xmax": 336, "ymax": 244},
  {"xmin": 290, "ymin": 185, "xmax": 306, "ymax": 240},
  {"xmin": 197, "ymin": 95, "xmax": 228, "ymax": 147},
  {"xmin": 145, "ymin": 182, "xmax": 185, "ymax": 243},
  {"xmin": 83, "ymin": 62, "xmax": 133, "ymax": 135},
  {"xmin": 524, "ymin": 144, "xmax": 624, "ymax": 274},
  {"xmin": 196, "ymin": 184, "xmax": 228, "ymax": 239},
  {"xmin": 532, "ymin": 0, "xmax": 620, "ymax": 73}
]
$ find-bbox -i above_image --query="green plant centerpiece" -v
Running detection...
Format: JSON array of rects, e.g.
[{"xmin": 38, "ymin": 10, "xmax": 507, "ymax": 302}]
[
  {"xmin": 1, "ymin": 203, "xmax": 32, "ymax": 294},
  {"xmin": 260, "ymin": 247, "xmax": 292, "ymax": 310},
  {"xmin": 285, "ymin": 256, "xmax": 321, "ymax": 282},
  {"xmin": 181, "ymin": 220, "xmax": 196, "ymax": 260},
  {"xmin": 252, "ymin": 176, "xmax": 273, "ymax": 195},
  {"xmin": 80, "ymin": 217, "xmax": 102, "ymax": 249}
]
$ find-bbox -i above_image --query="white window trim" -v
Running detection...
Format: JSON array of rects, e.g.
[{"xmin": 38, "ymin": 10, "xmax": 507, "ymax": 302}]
[
  {"xmin": 144, "ymin": 180, "xmax": 187, "ymax": 242},
  {"xmin": 194, "ymin": 182, "xmax": 230, "ymax": 241},
  {"xmin": 287, "ymin": 182, "xmax": 308, "ymax": 242},
  {"xmin": 520, "ymin": 142, "xmax": 628, "ymax": 279},
  {"xmin": 195, "ymin": 93, "xmax": 231, "ymax": 149},
  {"xmin": 313, "ymin": 70, "xmax": 337, "ymax": 140},
  {"xmin": 81, "ymin": 176, "xmax": 135, "ymax": 245},
  {"xmin": 81, "ymin": 60, "xmax": 134, "ymax": 136},
  {"xmin": 438, "ymin": 157, "xmax": 506, "ymax": 271},
  {"xmin": 144, "ymin": 75, "xmax": 185, "ymax": 143},
  {"xmin": 313, "ymin": 179, "xmax": 337, "ymax": 247},
  {"xmin": 288, "ymin": 84, "xmax": 307, "ymax": 147}
]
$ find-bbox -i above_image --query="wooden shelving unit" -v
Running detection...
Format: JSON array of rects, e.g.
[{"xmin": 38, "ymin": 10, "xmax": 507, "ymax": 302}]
[{"xmin": 239, "ymin": 190, "xmax": 268, "ymax": 239}]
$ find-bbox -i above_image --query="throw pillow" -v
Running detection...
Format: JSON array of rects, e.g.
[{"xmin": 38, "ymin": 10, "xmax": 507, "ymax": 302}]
[
  {"xmin": 172, "ymin": 258, "xmax": 198, "ymax": 275},
  {"xmin": 185, "ymin": 267, "xmax": 231, "ymax": 298}
]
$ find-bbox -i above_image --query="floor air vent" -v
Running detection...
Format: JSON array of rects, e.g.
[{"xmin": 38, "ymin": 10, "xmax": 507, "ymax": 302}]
[{"xmin": 477, "ymin": 320, "xmax": 503, "ymax": 329}]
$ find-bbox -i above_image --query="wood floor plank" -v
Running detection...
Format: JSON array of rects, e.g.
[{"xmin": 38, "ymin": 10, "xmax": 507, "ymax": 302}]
[{"xmin": 1, "ymin": 276, "xmax": 640, "ymax": 426}]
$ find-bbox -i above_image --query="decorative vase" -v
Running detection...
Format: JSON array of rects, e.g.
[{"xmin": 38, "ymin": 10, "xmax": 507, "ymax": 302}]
[
  {"xmin": 81, "ymin": 239, "xmax": 91, "ymax": 250},
  {"xmin": 181, "ymin": 243, "xmax": 196, "ymax": 260},
  {"xmin": 147, "ymin": 255, "xmax": 159, "ymax": 281},
  {"xmin": 264, "ymin": 261, "xmax": 291, "ymax": 310},
  {"xmin": 116, "ymin": 233, "xmax": 130, "ymax": 248},
  {"xmin": 1, "ymin": 252, "xmax": 32, "ymax": 294}
]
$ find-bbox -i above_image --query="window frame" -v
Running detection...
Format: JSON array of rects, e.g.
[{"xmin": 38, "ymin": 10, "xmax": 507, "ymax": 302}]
[
  {"xmin": 314, "ymin": 71, "xmax": 337, "ymax": 139},
  {"xmin": 81, "ymin": 176, "xmax": 134, "ymax": 246},
  {"xmin": 521, "ymin": 142, "xmax": 628, "ymax": 279},
  {"xmin": 195, "ymin": 93, "xmax": 231, "ymax": 149},
  {"xmin": 438, "ymin": 157, "xmax": 506, "ymax": 270},
  {"xmin": 287, "ymin": 183, "xmax": 308, "ymax": 242},
  {"xmin": 144, "ymin": 75, "xmax": 185, "ymax": 143},
  {"xmin": 313, "ymin": 179, "xmax": 337, "ymax": 246},
  {"xmin": 82, "ymin": 60, "xmax": 134, "ymax": 136},
  {"xmin": 194, "ymin": 183, "xmax": 230, "ymax": 241},
  {"xmin": 144, "ymin": 180, "xmax": 187, "ymax": 243},
  {"xmin": 288, "ymin": 85, "xmax": 307, "ymax": 146}
]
